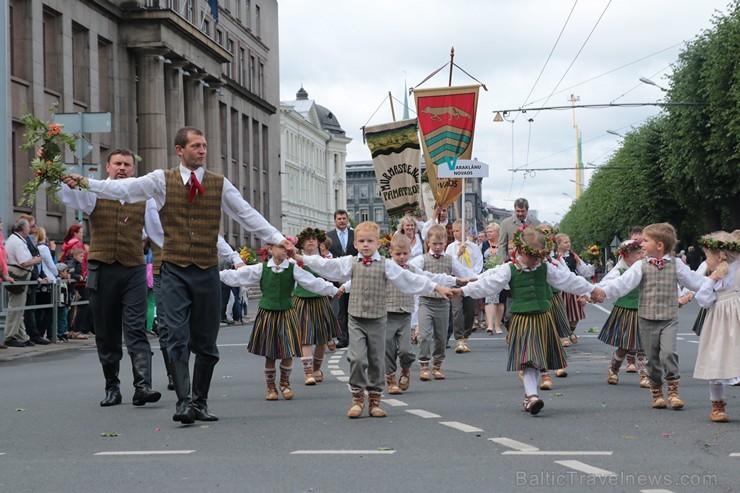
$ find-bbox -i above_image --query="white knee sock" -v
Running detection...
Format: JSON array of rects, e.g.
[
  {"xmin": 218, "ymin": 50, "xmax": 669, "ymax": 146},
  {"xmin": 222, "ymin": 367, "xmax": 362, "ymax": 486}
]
[
  {"xmin": 523, "ymin": 367, "xmax": 539, "ymax": 396},
  {"xmin": 709, "ymin": 381, "xmax": 725, "ymax": 401}
]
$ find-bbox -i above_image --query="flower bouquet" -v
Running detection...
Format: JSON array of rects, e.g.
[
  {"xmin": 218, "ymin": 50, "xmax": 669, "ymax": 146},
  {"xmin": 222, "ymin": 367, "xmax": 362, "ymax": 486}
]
[
  {"xmin": 378, "ymin": 233, "xmax": 393, "ymax": 258},
  {"xmin": 580, "ymin": 244, "xmax": 601, "ymax": 264},
  {"xmin": 239, "ymin": 246, "xmax": 259, "ymax": 265},
  {"xmin": 19, "ymin": 105, "xmax": 79, "ymax": 206}
]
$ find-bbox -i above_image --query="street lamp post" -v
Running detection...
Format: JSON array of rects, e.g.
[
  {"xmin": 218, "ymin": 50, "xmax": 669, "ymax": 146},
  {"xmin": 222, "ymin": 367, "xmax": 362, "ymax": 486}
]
[
  {"xmin": 639, "ymin": 76, "xmax": 668, "ymax": 92},
  {"xmin": 606, "ymin": 129, "xmax": 624, "ymax": 138}
]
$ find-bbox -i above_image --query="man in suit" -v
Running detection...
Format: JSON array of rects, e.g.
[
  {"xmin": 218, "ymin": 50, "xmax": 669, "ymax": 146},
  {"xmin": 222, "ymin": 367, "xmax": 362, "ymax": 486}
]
[
  {"xmin": 496, "ymin": 197, "xmax": 541, "ymax": 261},
  {"xmin": 326, "ymin": 210, "xmax": 357, "ymax": 349}
]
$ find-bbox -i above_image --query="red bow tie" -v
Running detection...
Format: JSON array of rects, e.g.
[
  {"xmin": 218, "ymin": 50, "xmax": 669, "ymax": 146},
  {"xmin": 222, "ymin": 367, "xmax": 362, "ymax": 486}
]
[
  {"xmin": 648, "ymin": 258, "xmax": 666, "ymax": 270},
  {"xmin": 432, "ymin": 253, "xmax": 442, "ymax": 260},
  {"xmin": 188, "ymin": 171, "xmax": 205, "ymax": 203},
  {"xmin": 359, "ymin": 257, "xmax": 374, "ymax": 266}
]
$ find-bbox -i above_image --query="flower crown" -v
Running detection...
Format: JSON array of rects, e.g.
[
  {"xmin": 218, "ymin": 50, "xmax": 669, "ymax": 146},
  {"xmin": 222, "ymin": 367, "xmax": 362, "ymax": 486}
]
[
  {"xmin": 617, "ymin": 240, "xmax": 642, "ymax": 258},
  {"xmin": 697, "ymin": 236, "xmax": 740, "ymax": 253},
  {"xmin": 296, "ymin": 227, "xmax": 327, "ymax": 246},
  {"xmin": 513, "ymin": 225, "xmax": 550, "ymax": 260}
]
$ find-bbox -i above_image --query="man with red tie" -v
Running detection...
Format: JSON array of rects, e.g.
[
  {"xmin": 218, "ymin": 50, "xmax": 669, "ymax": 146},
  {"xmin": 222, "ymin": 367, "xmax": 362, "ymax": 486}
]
[{"xmin": 63, "ymin": 127, "xmax": 293, "ymax": 425}]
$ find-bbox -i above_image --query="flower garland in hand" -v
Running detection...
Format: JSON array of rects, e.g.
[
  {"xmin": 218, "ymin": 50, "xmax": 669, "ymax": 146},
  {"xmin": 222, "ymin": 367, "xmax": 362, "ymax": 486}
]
[{"xmin": 19, "ymin": 105, "xmax": 80, "ymax": 206}]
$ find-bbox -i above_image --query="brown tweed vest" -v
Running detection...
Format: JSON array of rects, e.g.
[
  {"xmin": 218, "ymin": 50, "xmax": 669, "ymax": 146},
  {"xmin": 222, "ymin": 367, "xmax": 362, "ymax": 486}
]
[
  {"xmin": 88, "ymin": 198, "xmax": 147, "ymax": 266},
  {"xmin": 159, "ymin": 168, "xmax": 224, "ymax": 269},
  {"xmin": 386, "ymin": 263, "xmax": 415, "ymax": 313},
  {"xmin": 421, "ymin": 253, "xmax": 452, "ymax": 299},
  {"xmin": 348, "ymin": 257, "xmax": 387, "ymax": 319},
  {"xmin": 638, "ymin": 258, "xmax": 678, "ymax": 320}
]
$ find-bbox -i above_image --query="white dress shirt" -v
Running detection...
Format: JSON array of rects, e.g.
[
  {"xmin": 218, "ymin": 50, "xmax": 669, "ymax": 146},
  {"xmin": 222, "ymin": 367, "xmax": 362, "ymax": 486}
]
[
  {"xmin": 86, "ymin": 165, "xmax": 285, "ymax": 246},
  {"xmin": 5, "ymin": 233, "xmax": 33, "ymax": 265},
  {"xmin": 462, "ymin": 261, "xmax": 596, "ymax": 299},
  {"xmin": 445, "ymin": 240, "xmax": 484, "ymax": 274},
  {"xmin": 220, "ymin": 258, "xmax": 338, "ymax": 297},
  {"xmin": 302, "ymin": 252, "xmax": 439, "ymax": 295},
  {"xmin": 695, "ymin": 261, "xmax": 738, "ymax": 309},
  {"xmin": 597, "ymin": 255, "xmax": 706, "ymax": 300},
  {"xmin": 408, "ymin": 252, "xmax": 478, "ymax": 279}
]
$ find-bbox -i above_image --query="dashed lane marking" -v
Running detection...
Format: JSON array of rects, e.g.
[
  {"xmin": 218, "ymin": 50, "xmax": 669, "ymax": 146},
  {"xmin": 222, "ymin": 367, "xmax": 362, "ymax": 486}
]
[
  {"xmin": 328, "ymin": 365, "xmax": 340, "ymax": 369},
  {"xmin": 687, "ymin": 340, "xmax": 699, "ymax": 344},
  {"xmin": 488, "ymin": 437, "xmax": 539, "ymax": 452},
  {"xmin": 640, "ymin": 490, "xmax": 678, "ymax": 493},
  {"xmin": 677, "ymin": 337, "xmax": 685, "ymax": 340},
  {"xmin": 383, "ymin": 399, "xmax": 407, "ymax": 407},
  {"xmin": 336, "ymin": 376, "xmax": 349, "ymax": 382},
  {"xmin": 94, "ymin": 450, "xmax": 195, "ymax": 456},
  {"xmin": 330, "ymin": 370, "xmax": 345, "ymax": 375},
  {"xmin": 291, "ymin": 450, "xmax": 395, "ymax": 455},
  {"xmin": 406, "ymin": 409, "xmax": 441, "ymax": 419},
  {"xmin": 554, "ymin": 460, "xmax": 616, "ymax": 477},
  {"xmin": 504, "ymin": 450, "xmax": 612, "ymax": 456},
  {"xmin": 730, "ymin": 453, "xmax": 740, "ymax": 457},
  {"xmin": 439, "ymin": 421, "xmax": 483, "ymax": 433}
]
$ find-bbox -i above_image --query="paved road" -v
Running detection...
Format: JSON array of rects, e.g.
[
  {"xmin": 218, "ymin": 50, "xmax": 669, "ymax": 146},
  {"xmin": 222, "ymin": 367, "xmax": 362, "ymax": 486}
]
[{"xmin": 1, "ymin": 300, "xmax": 737, "ymax": 492}]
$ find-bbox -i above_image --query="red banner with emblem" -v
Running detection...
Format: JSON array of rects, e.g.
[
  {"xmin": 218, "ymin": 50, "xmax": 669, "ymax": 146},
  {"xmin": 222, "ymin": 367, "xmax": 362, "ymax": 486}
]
[{"xmin": 414, "ymin": 84, "xmax": 480, "ymax": 209}]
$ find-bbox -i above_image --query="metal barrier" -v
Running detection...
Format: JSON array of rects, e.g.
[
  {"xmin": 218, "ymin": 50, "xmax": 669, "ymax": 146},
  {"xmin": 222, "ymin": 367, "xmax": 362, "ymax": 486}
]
[{"xmin": 1, "ymin": 280, "xmax": 89, "ymax": 343}]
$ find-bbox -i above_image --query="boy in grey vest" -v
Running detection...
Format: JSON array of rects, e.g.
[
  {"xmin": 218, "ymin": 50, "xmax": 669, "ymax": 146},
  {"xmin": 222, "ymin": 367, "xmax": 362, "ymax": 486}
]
[
  {"xmin": 295, "ymin": 221, "xmax": 453, "ymax": 418},
  {"xmin": 599, "ymin": 223, "xmax": 705, "ymax": 409}
]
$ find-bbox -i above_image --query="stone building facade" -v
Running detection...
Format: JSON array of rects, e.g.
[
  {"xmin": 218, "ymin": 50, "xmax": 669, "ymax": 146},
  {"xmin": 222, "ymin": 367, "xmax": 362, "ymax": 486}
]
[
  {"xmin": 280, "ymin": 87, "xmax": 350, "ymax": 235},
  {"xmin": 6, "ymin": 0, "xmax": 280, "ymax": 247}
]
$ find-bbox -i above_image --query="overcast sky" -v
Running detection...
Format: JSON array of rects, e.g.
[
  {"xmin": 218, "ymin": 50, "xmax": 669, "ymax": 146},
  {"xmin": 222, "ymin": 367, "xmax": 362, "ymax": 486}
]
[{"xmin": 278, "ymin": 0, "xmax": 731, "ymax": 225}]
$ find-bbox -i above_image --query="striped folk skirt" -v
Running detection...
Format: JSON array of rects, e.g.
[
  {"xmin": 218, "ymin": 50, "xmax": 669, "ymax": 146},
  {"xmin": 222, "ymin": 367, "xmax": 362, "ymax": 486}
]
[
  {"xmin": 507, "ymin": 311, "xmax": 567, "ymax": 371},
  {"xmin": 248, "ymin": 307, "xmax": 301, "ymax": 360},
  {"xmin": 560, "ymin": 291, "xmax": 585, "ymax": 324},
  {"xmin": 597, "ymin": 306, "xmax": 642, "ymax": 351},
  {"xmin": 550, "ymin": 294, "xmax": 571, "ymax": 338},
  {"xmin": 293, "ymin": 296, "xmax": 341, "ymax": 345}
]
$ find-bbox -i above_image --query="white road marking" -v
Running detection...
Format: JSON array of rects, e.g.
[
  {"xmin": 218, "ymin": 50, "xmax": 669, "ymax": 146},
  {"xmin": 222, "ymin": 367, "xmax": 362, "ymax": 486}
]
[
  {"xmin": 94, "ymin": 450, "xmax": 195, "ymax": 456},
  {"xmin": 687, "ymin": 340, "xmax": 699, "ymax": 344},
  {"xmin": 439, "ymin": 421, "xmax": 483, "ymax": 433},
  {"xmin": 291, "ymin": 450, "xmax": 395, "ymax": 455},
  {"xmin": 328, "ymin": 365, "xmax": 340, "ymax": 369},
  {"xmin": 488, "ymin": 437, "xmax": 539, "ymax": 452},
  {"xmin": 0, "ymin": 453, "xmax": 5, "ymax": 456},
  {"xmin": 554, "ymin": 460, "xmax": 616, "ymax": 477},
  {"xmin": 406, "ymin": 409, "xmax": 441, "ymax": 418},
  {"xmin": 503, "ymin": 450, "xmax": 613, "ymax": 456},
  {"xmin": 676, "ymin": 337, "xmax": 685, "ymax": 341},
  {"xmin": 730, "ymin": 453, "xmax": 740, "ymax": 457},
  {"xmin": 330, "ymin": 370, "xmax": 344, "ymax": 375},
  {"xmin": 677, "ymin": 333, "xmax": 694, "ymax": 336},
  {"xmin": 336, "ymin": 376, "xmax": 349, "ymax": 382},
  {"xmin": 383, "ymin": 399, "xmax": 407, "ymax": 407},
  {"xmin": 640, "ymin": 490, "xmax": 678, "ymax": 493}
]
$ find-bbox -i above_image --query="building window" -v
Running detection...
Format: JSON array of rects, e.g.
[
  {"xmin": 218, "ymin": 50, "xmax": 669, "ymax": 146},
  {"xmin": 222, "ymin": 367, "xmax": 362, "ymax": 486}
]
[
  {"xmin": 226, "ymin": 39, "xmax": 234, "ymax": 78},
  {"xmin": 238, "ymin": 47, "xmax": 245, "ymax": 86},
  {"xmin": 202, "ymin": 18, "xmax": 209, "ymax": 36},
  {"xmin": 374, "ymin": 208, "xmax": 384, "ymax": 222},
  {"xmin": 360, "ymin": 209, "xmax": 369, "ymax": 222},
  {"xmin": 255, "ymin": 4, "xmax": 261, "ymax": 37},
  {"xmin": 186, "ymin": 0, "xmax": 193, "ymax": 23},
  {"xmin": 249, "ymin": 55, "xmax": 255, "ymax": 92},
  {"xmin": 42, "ymin": 9, "xmax": 61, "ymax": 92},
  {"xmin": 72, "ymin": 24, "xmax": 90, "ymax": 106},
  {"xmin": 466, "ymin": 181, "xmax": 473, "ymax": 193},
  {"xmin": 97, "ymin": 38, "xmax": 112, "ymax": 112},
  {"xmin": 258, "ymin": 61, "xmax": 265, "ymax": 98},
  {"xmin": 359, "ymin": 185, "xmax": 368, "ymax": 199},
  {"xmin": 10, "ymin": 1, "xmax": 28, "ymax": 80},
  {"xmin": 245, "ymin": 0, "xmax": 251, "ymax": 29},
  {"xmin": 216, "ymin": 29, "xmax": 223, "ymax": 46},
  {"xmin": 465, "ymin": 201, "xmax": 473, "ymax": 221},
  {"xmin": 346, "ymin": 185, "xmax": 354, "ymax": 200}
]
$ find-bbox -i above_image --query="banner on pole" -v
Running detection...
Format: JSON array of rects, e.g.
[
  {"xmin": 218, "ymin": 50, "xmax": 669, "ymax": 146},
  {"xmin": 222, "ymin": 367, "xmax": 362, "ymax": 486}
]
[
  {"xmin": 413, "ymin": 84, "xmax": 480, "ymax": 209},
  {"xmin": 364, "ymin": 118, "xmax": 421, "ymax": 217}
]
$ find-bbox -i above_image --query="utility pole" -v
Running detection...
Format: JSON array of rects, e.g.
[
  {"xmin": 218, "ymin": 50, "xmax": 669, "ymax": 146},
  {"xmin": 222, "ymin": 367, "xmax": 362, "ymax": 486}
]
[
  {"xmin": 569, "ymin": 94, "xmax": 584, "ymax": 199},
  {"xmin": 0, "ymin": 1, "xmax": 9, "ymax": 226}
]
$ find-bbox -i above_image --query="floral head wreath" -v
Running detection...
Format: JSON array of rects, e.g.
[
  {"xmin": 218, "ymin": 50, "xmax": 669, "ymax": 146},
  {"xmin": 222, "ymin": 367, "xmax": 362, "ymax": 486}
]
[
  {"xmin": 617, "ymin": 240, "xmax": 642, "ymax": 258},
  {"xmin": 513, "ymin": 225, "xmax": 550, "ymax": 260},
  {"xmin": 296, "ymin": 227, "xmax": 327, "ymax": 247},
  {"xmin": 697, "ymin": 236, "xmax": 740, "ymax": 253}
]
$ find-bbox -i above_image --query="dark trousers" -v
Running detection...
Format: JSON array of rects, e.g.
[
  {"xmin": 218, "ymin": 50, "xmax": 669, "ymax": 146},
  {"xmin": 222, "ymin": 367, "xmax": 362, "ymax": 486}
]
[
  {"xmin": 161, "ymin": 262, "xmax": 220, "ymax": 367},
  {"xmin": 36, "ymin": 288, "xmax": 53, "ymax": 338},
  {"xmin": 24, "ymin": 286, "xmax": 42, "ymax": 340},
  {"xmin": 87, "ymin": 261, "xmax": 151, "ymax": 365},
  {"xmin": 332, "ymin": 292, "xmax": 350, "ymax": 345},
  {"xmin": 153, "ymin": 274, "xmax": 169, "ymax": 350}
]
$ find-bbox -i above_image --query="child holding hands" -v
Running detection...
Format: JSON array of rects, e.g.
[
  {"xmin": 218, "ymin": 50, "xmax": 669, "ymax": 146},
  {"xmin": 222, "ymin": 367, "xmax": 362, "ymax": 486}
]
[
  {"xmin": 598, "ymin": 223, "xmax": 705, "ymax": 409},
  {"xmin": 693, "ymin": 231, "xmax": 740, "ymax": 422},
  {"xmin": 220, "ymin": 240, "xmax": 338, "ymax": 401},
  {"xmin": 294, "ymin": 221, "xmax": 454, "ymax": 418},
  {"xmin": 454, "ymin": 226, "xmax": 603, "ymax": 415}
]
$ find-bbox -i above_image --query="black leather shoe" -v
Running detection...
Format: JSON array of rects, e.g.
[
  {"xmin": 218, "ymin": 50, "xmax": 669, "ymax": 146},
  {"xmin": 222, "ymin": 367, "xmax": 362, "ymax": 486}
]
[
  {"xmin": 192, "ymin": 402, "xmax": 219, "ymax": 422},
  {"xmin": 100, "ymin": 388, "xmax": 122, "ymax": 407},
  {"xmin": 24, "ymin": 340, "xmax": 36, "ymax": 347},
  {"xmin": 173, "ymin": 401, "xmax": 195, "ymax": 424},
  {"xmin": 31, "ymin": 337, "xmax": 51, "ymax": 345},
  {"xmin": 5, "ymin": 340, "xmax": 25, "ymax": 348}
]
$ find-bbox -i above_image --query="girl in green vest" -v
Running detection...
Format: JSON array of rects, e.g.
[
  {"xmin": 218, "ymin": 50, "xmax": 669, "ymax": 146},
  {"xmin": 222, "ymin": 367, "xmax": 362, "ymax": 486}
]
[
  {"xmin": 455, "ymin": 226, "xmax": 603, "ymax": 415},
  {"xmin": 597, "ymin": 240, "xmax": 649, "ymax": 388},
  {"xmin": 220, "ymin": 239, "xmax": 338, "ymax": 401},
  {"xmin": 293, "ymin": 227, "xmax": 341, "ymax": 386}
]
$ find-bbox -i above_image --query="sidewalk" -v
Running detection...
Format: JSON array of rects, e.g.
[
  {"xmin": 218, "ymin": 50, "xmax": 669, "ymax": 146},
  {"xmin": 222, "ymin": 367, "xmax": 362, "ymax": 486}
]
[{"xmin": 0, "ymin": 292, "xmax": 262, "ymax": 363}]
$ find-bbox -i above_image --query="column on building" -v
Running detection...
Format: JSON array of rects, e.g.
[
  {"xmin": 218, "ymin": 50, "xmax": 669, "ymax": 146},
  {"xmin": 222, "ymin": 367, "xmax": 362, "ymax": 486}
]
[
  {"xmin": 164, "ymin": 60, "xmax": 187, "ymax": 167},
  {"xmin": 203, "ymin": 81, "xmax": 223, "ymax": 176},
  {"xmin": 135, "ymin": 50, "xmax": 168, "ymax": 174},
  {"xmin": 184, "ymin": 69, "xmax": 206, "ymax": 131}
]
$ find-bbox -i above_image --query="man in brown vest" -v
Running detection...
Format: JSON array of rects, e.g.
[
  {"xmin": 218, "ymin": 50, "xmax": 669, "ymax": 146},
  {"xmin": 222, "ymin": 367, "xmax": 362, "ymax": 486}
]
[
  {"xmin": 58, "ymin": 148, "xmax": 161, "ymax": 408},
  {"xmin": 63, "ymin": 127, "xmax": 291, "ymax": 425}
]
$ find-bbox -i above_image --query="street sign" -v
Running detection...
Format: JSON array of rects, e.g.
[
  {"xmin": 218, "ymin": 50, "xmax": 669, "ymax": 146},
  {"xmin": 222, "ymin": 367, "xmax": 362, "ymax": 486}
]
[
  {"xmin": 436, "ymin": 158, "xmax": 490, "ymax": 178},
  {"xmin": 52, "ymin": 112, "xmax": 111, "ymax": 133},
  {"xmin": 610, "ymin": 235, "xmax": 621, "ymax": 249},
  {"xmin": 75, "ymin": 136, "xmax": 94, "ymax": 160}
]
